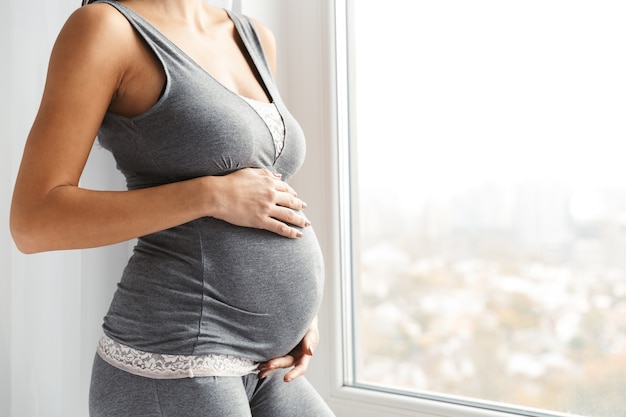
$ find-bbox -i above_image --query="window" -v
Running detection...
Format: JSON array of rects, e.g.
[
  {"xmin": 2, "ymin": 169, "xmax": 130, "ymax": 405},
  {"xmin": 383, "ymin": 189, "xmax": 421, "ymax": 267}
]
[{"xmin": 339, "ymin": 1, "xmax": 626, "ymax": 416}]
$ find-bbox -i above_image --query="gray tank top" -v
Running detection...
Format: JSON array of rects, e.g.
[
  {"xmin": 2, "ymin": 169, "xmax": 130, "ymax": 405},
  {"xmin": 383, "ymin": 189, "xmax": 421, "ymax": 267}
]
[{"xmin": 95, "ymin": 0, "xmax": 324, "ymax": 361}]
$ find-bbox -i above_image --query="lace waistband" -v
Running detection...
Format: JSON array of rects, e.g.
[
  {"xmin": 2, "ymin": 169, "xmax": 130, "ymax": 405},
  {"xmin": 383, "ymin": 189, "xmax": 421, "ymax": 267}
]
[{"xmin": 97, "ymin": 335, "xmax": 259, "ymax": 379}]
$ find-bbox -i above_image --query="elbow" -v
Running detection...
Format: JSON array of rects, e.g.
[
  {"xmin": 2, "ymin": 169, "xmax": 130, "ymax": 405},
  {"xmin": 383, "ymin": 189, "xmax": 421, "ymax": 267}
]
[
  {"xmin": 13, "ymin": 243, "xmax": 39, "ymax": 255},
  {"xmin": 10, "ymin": 183, "xmax": 72, "ymax": 254},
  {"xmin": 10, "ymin": 221, "xmax": 41, "ymax": 254},
  {"xmin": 11, "ymin": 238, "xmax": 39, "ymax": 255},
  {"xmin": 10, "ymin": 185, "xmax": 82, "ymax": 254},
  {"xmin": 9, "ymin": 209, "xmax": 48, "ymax": 254}
]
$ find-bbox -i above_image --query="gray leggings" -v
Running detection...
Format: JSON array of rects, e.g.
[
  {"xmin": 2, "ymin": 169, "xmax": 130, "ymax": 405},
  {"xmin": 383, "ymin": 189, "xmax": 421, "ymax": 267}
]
[{"xmin": 89, "ymin": 354, "xmax": 336, "ymax": 417}]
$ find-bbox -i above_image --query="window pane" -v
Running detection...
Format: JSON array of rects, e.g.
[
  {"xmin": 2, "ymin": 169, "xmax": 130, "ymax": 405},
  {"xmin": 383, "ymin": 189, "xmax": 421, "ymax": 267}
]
[{"xmin": 349, "ymin": 1, "xmax": 626, "ymax": 416}]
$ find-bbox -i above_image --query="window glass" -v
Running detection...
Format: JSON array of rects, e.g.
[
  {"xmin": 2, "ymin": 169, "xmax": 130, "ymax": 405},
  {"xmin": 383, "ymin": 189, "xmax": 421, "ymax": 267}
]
[{"xmin": 348, "ymin": 1, "xmax": 626, "ymax": 416}]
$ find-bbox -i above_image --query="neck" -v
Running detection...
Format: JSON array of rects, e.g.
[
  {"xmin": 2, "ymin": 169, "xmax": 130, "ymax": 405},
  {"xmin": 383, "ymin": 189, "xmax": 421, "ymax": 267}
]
[{"xmin": 121, "ymin": 0, "xmax": 219, "ymax": 26}]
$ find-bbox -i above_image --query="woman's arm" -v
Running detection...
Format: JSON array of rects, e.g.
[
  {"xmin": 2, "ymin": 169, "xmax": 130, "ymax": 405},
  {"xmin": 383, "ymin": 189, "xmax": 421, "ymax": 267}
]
[{"xmin": 10, "ymin": 6, "xmax": 308, "ymax": 254}]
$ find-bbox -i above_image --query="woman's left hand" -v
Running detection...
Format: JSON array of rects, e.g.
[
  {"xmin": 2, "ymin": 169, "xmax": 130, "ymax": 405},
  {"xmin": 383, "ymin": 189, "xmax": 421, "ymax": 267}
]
[{"xmin": 257, "ymin": 316, "xmax": 319, "ymax": 382}]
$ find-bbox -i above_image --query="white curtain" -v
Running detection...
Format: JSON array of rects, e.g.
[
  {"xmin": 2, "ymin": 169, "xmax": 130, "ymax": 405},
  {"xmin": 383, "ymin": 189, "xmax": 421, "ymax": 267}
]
[{"xmin": 0, "ymin": 1, "xmax": 235, "ymax": 416}]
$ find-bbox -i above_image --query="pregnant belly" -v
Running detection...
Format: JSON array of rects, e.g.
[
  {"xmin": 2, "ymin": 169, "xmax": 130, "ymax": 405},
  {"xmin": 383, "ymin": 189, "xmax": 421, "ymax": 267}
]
[
  {"xmin": 196, "ymin": 217, "xmax": 325, "ymax": 359},
  {"xmin": 104, "ymin": 217, "xmax": 324, "ymax": 361}
]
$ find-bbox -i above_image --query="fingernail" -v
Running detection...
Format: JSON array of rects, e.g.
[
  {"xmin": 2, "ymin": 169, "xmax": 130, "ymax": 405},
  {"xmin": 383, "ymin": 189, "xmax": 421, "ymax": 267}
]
[
  {"xmin": 302, "ymin": 201, "xmax": 308, "ymax": 209},
  {"xmin": 296, "ymin": 231, "xmax": 304, "ymax": 238}
]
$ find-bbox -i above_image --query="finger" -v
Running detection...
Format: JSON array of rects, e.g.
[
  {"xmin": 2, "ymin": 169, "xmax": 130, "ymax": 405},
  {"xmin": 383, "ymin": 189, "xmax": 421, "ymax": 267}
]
[
  {"xmin": 257, "ymin": 355, "xmax": 295, "ymax": 379},
  {"xmin": 275, "ymin": 191, "xmax": 307, "ymax": 210},
  {"xmin": 258, "ymin": 367, "xmax": 278, "ymax": 379},
  {"xmin": 256, "ymin": 169, "xmax": 294, "ymax": 193},
  {"xmin": 259, "ymin": 355, "xmax": 295, "ymax": 371},
  {"xmin": 274, "ymin": 180, "xmax": 298, "ymax": 197},
  {"xmin": 301, "ymin": 323, "xmax": 319, "ymax": 355},
  {"xmin": 264, "ymin": 218, "xmax": 304, "ymax": 239},
  {"xmin": 302, "ymin": 332, "xmax": 318, "ymax": 356},
  {"xmin": 284, "ymin": 354, "xmax": 312, "ymax": 382},
  {"xmin": 270, "ymin": 206, "xmax": 310, "ymax": 228}
]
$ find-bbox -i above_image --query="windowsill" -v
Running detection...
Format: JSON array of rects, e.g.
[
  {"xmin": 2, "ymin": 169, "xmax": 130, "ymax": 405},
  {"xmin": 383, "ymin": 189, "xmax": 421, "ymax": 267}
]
[{"xmin": 327, "ymin": 386, "xmax": 527, "ymax": 417}]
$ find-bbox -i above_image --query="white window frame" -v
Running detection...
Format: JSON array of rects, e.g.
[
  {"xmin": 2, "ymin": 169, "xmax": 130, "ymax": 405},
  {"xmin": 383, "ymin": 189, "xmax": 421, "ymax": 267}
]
[
  {"xmin": 318, "ymin": 1, "xmax": 521, "ymax": 415},
  {"xmin": 293, "ymin": 1, "xmax": 591, "ymax": 417}
]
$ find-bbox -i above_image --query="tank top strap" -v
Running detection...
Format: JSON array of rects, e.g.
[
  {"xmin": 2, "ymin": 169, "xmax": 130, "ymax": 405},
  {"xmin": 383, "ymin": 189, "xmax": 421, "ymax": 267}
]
[
  {"xmin": 225, "ymin": 11, "xmax": 280, "ymax": 102},
  {"xmin": 93, "ymin": 1, "xmax": 280, "ymax": 103},
  {"xmin": 94, "ymin": 0, "xmax": 187, "ymax": 71}
]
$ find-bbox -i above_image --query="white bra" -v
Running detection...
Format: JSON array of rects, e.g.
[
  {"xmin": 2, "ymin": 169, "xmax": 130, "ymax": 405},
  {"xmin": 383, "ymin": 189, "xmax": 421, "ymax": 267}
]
[{"xmin": 241, "ymin": 96, "xmax": 285, "ymax": 160}]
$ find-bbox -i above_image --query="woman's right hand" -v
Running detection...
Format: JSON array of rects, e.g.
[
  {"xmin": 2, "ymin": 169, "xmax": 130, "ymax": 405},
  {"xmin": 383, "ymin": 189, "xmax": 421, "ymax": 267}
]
[{"xmin": 208, "ymin": 168, "xmax": 311, "ymax": 238}]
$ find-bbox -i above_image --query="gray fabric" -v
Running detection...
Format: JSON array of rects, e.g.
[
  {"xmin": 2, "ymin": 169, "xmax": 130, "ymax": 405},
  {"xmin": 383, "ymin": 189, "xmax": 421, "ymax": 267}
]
[
  {"xmin": 94, "ymin": 0, "xmax": 324, "ymax": 362},
  {"xmin": 90, "ymin": 355, "xmax": 336, "ymax": 416}
]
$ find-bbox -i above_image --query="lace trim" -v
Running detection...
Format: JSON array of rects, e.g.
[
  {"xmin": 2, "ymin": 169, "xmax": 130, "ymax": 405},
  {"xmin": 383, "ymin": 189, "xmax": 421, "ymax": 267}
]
[
  {"xmin": 241, "ymin": 96, "xmax": 286, "ymax": 160},
  {"xmin": 97, "ymin": 335, "xmax": 259, "ymax": 379}
]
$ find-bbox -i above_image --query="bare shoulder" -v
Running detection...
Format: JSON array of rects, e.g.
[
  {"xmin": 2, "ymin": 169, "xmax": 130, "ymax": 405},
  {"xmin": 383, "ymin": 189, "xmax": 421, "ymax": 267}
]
[
  {"xmin": 23, "ymin": 3, "xmax": 140, "ymax": 179},
  {"xmin": 62, "ymin": 3, "xmax": 134, "ymax": 42},
  {"xmin": 249, "ymin": 17, "xmax": 277, "ymax": 75},
  {"xmin": 53, "ymin": 3, "xmax": 136, "ymax": 74}
]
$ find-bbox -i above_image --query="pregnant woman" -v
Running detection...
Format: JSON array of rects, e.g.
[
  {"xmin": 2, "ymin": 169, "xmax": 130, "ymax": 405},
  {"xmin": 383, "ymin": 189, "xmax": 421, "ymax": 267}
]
[{"xmin": 10, "ymin": 0, "xmax": 335, "ymax": 416}]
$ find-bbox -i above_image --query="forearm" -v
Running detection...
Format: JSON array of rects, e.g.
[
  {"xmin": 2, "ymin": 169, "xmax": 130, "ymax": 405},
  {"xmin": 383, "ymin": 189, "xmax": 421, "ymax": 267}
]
[{"xmin": 10, "ymin": 176, "xmax": 213, "ymax": 254}]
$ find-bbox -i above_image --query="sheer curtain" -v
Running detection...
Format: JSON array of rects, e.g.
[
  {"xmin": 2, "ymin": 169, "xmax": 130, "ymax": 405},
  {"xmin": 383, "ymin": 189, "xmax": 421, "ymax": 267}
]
[{"xmin": 1, "ymin": 1, "xmax": 234, "ymax": 416}]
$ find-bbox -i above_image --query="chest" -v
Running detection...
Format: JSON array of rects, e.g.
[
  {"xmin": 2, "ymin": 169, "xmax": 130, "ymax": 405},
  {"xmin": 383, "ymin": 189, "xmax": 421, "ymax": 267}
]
[
  {"xmin": 99, "ymin": 74, "xmax": 306, "ymax": 189},
  {"xmin": 96, "ymin": 5, "xmax": 306, "ymax": 188},
  {"xmin": 109, "ymin": 16, "xmax": 269, "ymax": 119}
]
